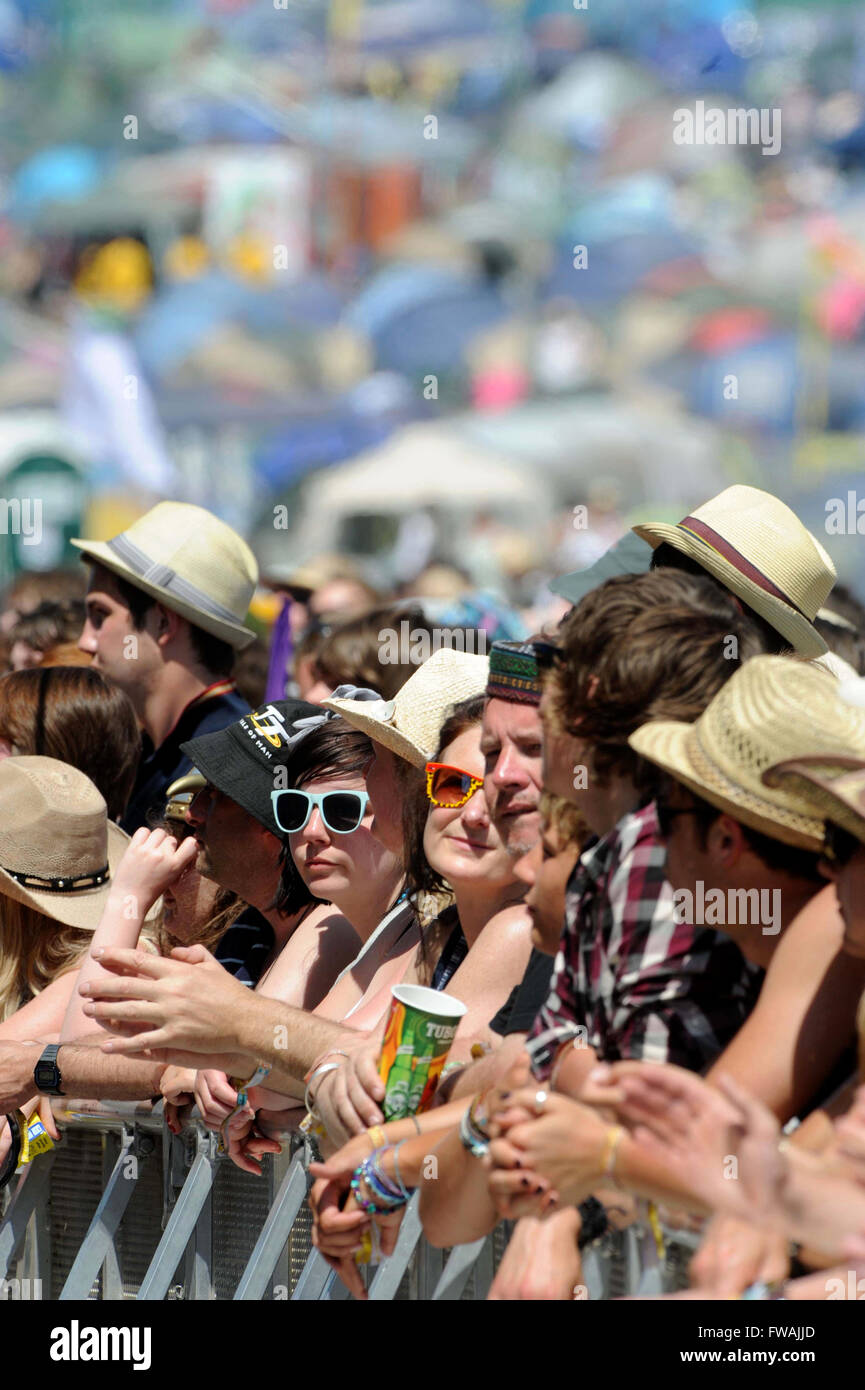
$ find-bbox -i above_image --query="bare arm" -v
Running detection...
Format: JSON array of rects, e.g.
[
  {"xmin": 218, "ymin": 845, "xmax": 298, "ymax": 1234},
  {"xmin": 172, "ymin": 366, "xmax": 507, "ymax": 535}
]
[
  {"xmin": 441, "ymin": 906, "xmax": 532, "ymax": 1064},
  {"xmin": 419, "ymin": 1121, "xmax": 500, "ymax": 1247},
  {"xmin": 706, "ymin": 885, "xmax": 865, "ymax": 1121},
  {"xmin": 0, "ymin": 972, "xmax": 79, "ymax": 1045}
]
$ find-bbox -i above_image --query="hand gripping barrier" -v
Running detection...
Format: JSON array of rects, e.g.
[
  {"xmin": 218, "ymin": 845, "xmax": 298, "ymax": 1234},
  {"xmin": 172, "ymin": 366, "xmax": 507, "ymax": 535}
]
[{"xmin": 0, "ymin": 1100, "xmax": 695, "ymax": 1301}]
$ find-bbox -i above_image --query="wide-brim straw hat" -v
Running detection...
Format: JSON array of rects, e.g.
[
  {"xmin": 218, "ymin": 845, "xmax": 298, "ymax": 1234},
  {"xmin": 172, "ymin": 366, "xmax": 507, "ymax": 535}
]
[
  {"xmin": 763, "ymin": 756, "xmax": 865, "ymax": 845},
  {"xmin": 0, "ymin": 756, "xmax": 133, "ymax": 930},
  {"xmin": 323, "ymin": 648, "xmax": 490, "ymax": 768},
  {"xmin": 632, "ymin": 485, "xmax": 835, "ymax": 658},
  {"xmin": 629, "ymin": 655, "xmax": 865, "ymax": 850},
  {"xmin": 72, "ymin": 501, "xmax": 258, "ymax": 650}
]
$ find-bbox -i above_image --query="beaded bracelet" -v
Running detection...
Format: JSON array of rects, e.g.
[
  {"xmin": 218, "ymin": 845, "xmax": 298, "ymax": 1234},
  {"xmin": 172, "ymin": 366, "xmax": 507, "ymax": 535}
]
[
  {"xmin": 365, "ymin": 1148, "xmax": 404, "ymax": 1203},
  {"xmin": 350, "ymin": 1158, "xmax": 407, "ymax": 1214}
]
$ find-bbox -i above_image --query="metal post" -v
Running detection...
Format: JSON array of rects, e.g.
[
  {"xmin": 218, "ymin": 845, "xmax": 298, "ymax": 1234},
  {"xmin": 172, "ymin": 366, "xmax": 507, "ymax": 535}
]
[
  {"xmin": 291, "ymin": 1247, "xmax": 338, "ymax": 1301},
  {"xmin": 0, "ymin": 1155, "xmax": 55, "ymax": 1281},
  {"xmin": 137, "ymin": 1130, "xmax": 217, "ymax": 1301},
  {"xmin": 59, "ymin": 1127, "xmax": 143, "ymax": 1300},
  {"xmin": 430, "ymin": 1236, "xmax": 487, "ymax": 1300},
  {"xmin": 233, "ymin": 1151, "xmax": 308, "ymax": 1300},
  {"xmin": 367, "ymin": 1194, "xmax": 423, "ymax": 1301}
]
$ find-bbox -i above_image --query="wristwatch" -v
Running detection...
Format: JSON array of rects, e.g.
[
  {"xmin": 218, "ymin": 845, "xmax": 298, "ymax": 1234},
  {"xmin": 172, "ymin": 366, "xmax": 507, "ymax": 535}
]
[{"xmin": 34, "ymin": 1043, "xmax": 64, "ymax": 1097}]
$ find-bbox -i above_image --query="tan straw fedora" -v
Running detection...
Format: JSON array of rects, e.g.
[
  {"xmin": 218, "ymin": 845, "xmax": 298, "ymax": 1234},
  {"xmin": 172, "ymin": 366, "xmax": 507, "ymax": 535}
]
[
  {"xmin": 629, "ymin": 656, "xmax": 865, "ymax": 850},
  {"xmin": 323, "ymin": 647, "xmax": 490, "ymax": 768},
  {"xmin": 763, "ymin": 756, "xmax": 865, "ymax": 845},
  {"xmin": 633, "ymin": 485, "xmax": 835, "ymax": 658},
  {"xmin": 0, "ymin": 757, "xmax": 133, "ymax": 930},
  {"xmin": 72, "ymin": 501, "xmax": 258, "ymax": 650}
]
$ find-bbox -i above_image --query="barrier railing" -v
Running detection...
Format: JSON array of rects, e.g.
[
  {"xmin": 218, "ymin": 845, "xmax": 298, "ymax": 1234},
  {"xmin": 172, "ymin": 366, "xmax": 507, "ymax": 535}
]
[{"xmin": 0, "ymin": 1100, "xmax": 695, "ymax": 1301}]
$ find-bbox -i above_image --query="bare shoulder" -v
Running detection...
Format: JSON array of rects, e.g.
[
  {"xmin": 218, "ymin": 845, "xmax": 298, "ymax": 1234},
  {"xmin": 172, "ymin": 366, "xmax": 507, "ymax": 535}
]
[
  {"xmin": 770, "ymin": 883, "xmax": 844, "ymax": 975},
  {"xmin": 472, "ymin": 902, "xmax": 532, "ymax": 951}
]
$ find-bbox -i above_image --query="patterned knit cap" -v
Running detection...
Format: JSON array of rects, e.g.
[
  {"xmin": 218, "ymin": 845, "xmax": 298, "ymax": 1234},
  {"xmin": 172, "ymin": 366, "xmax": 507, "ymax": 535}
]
[{"xmin": 485, "ymin": 640, "xmax": 543, "ymax": 706}]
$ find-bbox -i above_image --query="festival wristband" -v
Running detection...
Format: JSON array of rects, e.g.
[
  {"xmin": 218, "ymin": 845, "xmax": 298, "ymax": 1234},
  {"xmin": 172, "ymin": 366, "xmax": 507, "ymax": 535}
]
[{"xmin": 601, "ymin": 1124, "xmax": 625, "ymax": 1183}]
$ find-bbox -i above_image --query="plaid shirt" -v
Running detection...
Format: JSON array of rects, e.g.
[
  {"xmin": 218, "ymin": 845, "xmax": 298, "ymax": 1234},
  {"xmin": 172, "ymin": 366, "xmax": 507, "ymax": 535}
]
[{"xmin": 529, "ymin": 802, "xmax": 762, "ymax": 1077}]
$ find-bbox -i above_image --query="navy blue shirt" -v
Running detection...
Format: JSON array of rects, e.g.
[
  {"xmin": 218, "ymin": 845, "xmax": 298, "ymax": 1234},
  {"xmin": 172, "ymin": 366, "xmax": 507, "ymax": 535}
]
[{"xmin": 120, "ymin": 685, "xmax": 250, "ymax": 834}]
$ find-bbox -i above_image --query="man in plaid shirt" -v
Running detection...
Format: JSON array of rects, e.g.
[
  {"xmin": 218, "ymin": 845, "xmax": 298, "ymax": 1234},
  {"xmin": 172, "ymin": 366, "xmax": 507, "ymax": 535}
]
[
  {"xmin": 528, "ymin": 799, "xmax": 762, "ymax": 1079},
  {"xmin": 530, "ymin": 567, "xmax": 768, "ymax": 1087}
]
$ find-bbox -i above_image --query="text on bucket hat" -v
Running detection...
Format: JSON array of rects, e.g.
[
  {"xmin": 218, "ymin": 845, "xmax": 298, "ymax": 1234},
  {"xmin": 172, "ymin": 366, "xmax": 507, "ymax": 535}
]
[
  {"xmin": 323, "ymin": 647, "xmax": 490, "ymax": 768},
  {"xmin": 628, "ymin": 656, "xmax": 865, "ymax": 850},
  {"xmin": 181, "ymin": 698, "xmax": 321, "ymax": 838},
  {"xmin": 0, "ymin": 756, "xmax": 134, "ymax": 930},
  {"xmin": 632, "ymin": 485, "xmax": 835, "ymax": 659},
  {"xmin": 72, "ymin": 501, "xmax": 259, "ymax": 651}
]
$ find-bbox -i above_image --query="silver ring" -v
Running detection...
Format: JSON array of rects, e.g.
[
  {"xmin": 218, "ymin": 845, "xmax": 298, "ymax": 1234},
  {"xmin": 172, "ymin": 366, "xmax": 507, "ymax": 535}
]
[{"xmin": 534, "ymin": 1089, "xmax": 549, "ymax": 1111}]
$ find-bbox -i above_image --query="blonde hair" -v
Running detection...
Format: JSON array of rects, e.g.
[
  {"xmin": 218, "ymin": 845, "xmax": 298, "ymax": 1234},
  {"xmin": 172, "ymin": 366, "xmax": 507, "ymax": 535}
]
[{"xmin": 0, "ymin": 897, "xmax": 93, "ymax": 1022}]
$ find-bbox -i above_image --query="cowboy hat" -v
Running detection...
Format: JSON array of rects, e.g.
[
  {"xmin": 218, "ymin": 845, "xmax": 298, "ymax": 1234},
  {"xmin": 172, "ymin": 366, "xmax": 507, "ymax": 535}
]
[
  {"xmin": 629, "ymin": 656, "xmax": 865, "ymax": 850},
  {"xmin": 632, "ymin": 485, "xmax": 835, "ymax": 658},
  {"xmin": 323, "ymin": 648, "xmax": 490, "ymax": 768},
  {"xmin": 763, "ymin": 756, "xmax": 865, "ymax": 846},
  {"xmin": 72, "ymin": 501, "xmax": 258, "ymax": 651},
  {"xmin": 0, "ymin": 757, "xmax": 134, "ymax": 930}
]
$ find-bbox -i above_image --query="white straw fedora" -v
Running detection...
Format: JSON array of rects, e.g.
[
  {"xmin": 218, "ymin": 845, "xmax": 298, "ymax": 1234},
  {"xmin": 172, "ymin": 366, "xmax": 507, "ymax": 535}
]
[
  {"xmin": 0, "ymin": 757, "xmax": 133, "ymax": 930},
  {"xmin": 763, "ymin": 756, "xmax": 865, "ymax": 845},
  {"xmin": 72, "ymin": 502, "xmax": 258, "ymax": 650},
  {"xmin": 323, "ymin": 647, "xmax": 490, "ymax": 768},
  {"xmin": 629, "ymin": 656, "xmax": 865, "ymax": 850},
  {"xmin": 632, "ymin": 485, "xmax": 835, "ymax": 658}
]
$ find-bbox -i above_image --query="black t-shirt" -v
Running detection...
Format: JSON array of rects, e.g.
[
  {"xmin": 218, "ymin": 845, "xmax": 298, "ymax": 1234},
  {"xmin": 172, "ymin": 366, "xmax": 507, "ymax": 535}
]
[
  {"xmin": 490, "ymin": 947, "xmax": 555, "ymax": 1036},
  {"xmin": 120, "ymin": 685, "xmax": 250, "ymax": 833}
]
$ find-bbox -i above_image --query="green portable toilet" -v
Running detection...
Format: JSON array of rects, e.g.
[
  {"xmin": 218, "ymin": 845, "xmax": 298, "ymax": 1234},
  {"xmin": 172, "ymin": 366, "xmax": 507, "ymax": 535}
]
[{"xmin": 0, "ymin": 414, "xmax": 88, "ymax": 589}]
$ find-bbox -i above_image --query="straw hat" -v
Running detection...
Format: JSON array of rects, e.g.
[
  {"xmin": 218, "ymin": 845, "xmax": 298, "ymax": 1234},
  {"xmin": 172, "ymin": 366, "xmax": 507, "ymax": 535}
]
[
  {"xmin": 72, "ymin": 502, "xmax": 258, "ymax": 651},
  {"xmin": 629, "ymin": 656, "xmax": 865, "ymax": 850},
  {"xmin": 763, "ymin": 756, "xmax": 865, "ymax": 845},
  {"xmin": 0, "ymin": 757, "xmax": 132, "ymax": 930},
  {"xmin": 632, "ymin": 485, "xmax": 835, "ymax": 658},
  {"xmin": 323, "ymin": 648, "xmax": 490, "ymax": 768}
]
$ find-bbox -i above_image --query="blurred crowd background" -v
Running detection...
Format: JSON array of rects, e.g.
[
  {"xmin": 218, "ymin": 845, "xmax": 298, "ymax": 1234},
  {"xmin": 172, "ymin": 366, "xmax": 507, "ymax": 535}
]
[{"xmin": 1, "ymin": 0, "xmax": 865, "ymax": 652}]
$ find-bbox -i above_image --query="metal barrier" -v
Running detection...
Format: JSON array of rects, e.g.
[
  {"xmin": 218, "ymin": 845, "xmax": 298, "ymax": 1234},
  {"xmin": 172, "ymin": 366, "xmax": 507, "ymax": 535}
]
[{"xmin": 0, "ymin": 1100, "xmax": 695, "ymax": 1300}]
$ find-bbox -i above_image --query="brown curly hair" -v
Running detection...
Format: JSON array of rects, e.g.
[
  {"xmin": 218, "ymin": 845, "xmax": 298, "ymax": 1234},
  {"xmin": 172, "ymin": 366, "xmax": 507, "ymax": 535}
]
[{"xmin": 547, "ymin": 569, "xmax": 769, "ymax": 792}]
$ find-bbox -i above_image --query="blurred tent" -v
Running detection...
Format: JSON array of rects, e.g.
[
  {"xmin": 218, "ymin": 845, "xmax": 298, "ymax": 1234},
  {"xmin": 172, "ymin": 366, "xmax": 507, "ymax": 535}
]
[
  {"xmin": 135, "ymin": 271, "xmax": 345, "ymax": 377},
  {"xmin": 345, "ymin": 264, "xmax": 475, "ymax": 337},
  {"xmin": 453, "ymin": 394, "xmax": 727, "ymax": 504},
  {"xmin": 300, "ymin": 423, "xmax": 544, "ymax": 513},
  {"xmin": 544, "ymin": 230, "xmax": 703, "ymax": 306},
  {"xmin": 369, "ymin": 284, "xmax": 511, "ymax": 372},
  {"xmin": 270, "ymin": 423, "xmax": 553, "ymax": 574}
]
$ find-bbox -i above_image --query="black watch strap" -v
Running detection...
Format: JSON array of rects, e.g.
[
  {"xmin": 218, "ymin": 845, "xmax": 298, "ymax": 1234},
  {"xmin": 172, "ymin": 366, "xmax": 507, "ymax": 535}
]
[{"xmin": 34, "ymin": 1043, "xmax": 64, "ymax": 1097}]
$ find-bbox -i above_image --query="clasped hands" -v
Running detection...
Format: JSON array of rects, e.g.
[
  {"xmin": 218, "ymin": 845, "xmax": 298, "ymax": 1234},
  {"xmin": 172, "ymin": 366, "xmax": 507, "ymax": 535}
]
[{"xmin": 483, "ymin": 1053, "xmax": 793, "ymax": 1230}]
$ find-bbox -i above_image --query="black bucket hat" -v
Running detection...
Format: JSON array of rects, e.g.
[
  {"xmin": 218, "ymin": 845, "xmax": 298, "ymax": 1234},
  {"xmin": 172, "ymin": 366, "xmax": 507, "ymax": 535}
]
[{"xmin": 182, "ymin": 699, "xmax": 321, "ymax": 837}]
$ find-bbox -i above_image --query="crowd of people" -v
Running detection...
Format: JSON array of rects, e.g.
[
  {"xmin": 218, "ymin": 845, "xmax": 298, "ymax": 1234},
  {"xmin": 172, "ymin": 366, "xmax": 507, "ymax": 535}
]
[{"xmin": 4, "ymin": 482, "xmax": 865, "ymax": 1303}]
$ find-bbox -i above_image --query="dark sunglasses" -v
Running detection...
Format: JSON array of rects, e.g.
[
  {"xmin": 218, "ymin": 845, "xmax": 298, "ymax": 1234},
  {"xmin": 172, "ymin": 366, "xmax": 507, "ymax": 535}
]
[
  {"xmin": 271, "ymin": 789, "xmax": 370, "ymax": 836},
  {"xmin": 426, "ymin": 762, "xmax": 484, "ymax": 809},
  {"xmin": 822, "ymin": 820, "xmax": 863, "ymax": 869}
]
